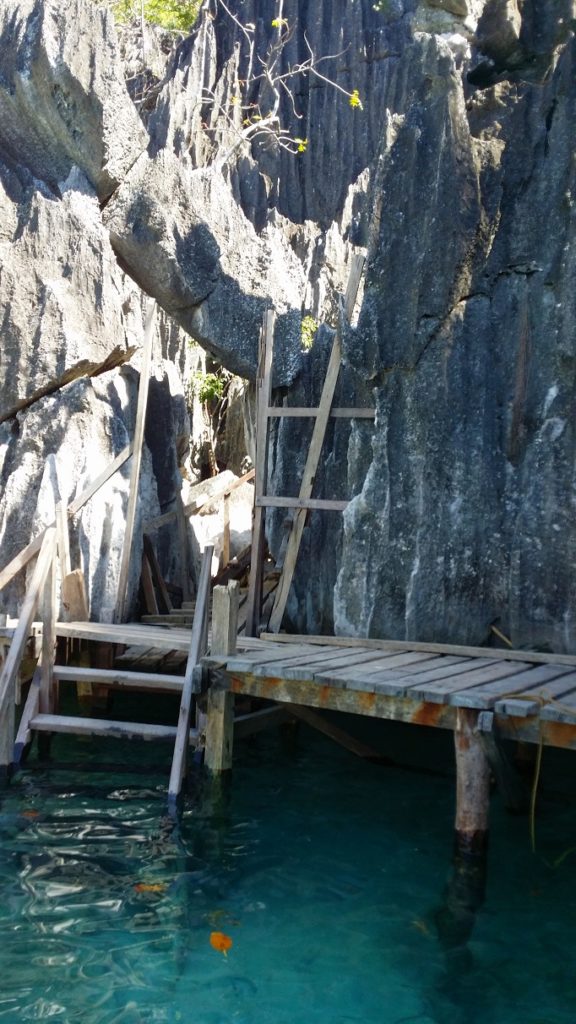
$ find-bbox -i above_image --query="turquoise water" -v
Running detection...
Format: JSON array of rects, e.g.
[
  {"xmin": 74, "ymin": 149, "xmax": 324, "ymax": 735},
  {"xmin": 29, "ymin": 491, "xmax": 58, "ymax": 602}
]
[{"xmin": 1, "ymin": 709, "xmax": 576, "ymax": 1024}]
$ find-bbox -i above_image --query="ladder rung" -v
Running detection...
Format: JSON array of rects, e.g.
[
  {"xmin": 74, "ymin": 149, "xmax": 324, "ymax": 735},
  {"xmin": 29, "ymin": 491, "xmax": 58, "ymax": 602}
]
[
  {"xmin": 53, "ymin": 665, "xmax": 183, "ymax": 690},
  {"xmin": 29, "ymin": 714, "xmax": 199, "ymax": 743}
]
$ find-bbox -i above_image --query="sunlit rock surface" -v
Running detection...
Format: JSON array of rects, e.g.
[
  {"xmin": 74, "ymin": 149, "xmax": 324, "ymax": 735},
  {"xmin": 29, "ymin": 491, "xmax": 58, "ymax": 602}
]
[{"xmin": 0, "ymin": 0, "xmax": 574, "ymax": 651}]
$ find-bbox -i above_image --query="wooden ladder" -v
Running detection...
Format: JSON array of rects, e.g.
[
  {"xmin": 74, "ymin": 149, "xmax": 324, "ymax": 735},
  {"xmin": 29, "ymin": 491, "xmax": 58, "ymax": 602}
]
[
  {"xmin": 245, "ymin": 254, "xmax": 373, "ymax": 636},
  {"xmin": 10, "ymin": 542, "xmax": 214, "ymax": 805}
]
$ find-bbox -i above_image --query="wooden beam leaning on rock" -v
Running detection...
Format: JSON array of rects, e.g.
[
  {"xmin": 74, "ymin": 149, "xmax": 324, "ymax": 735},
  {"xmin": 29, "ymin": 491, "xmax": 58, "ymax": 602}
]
[{"xmin": 0, "ymin": 444, "xmax": 133, "ymax": 594}]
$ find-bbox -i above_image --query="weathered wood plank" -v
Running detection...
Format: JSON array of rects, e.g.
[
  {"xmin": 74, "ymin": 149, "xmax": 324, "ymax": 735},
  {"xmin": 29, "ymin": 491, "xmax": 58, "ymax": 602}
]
[
  {"xmin": 234, "ymin": 705, "xmax": 293, "ymax": 739},
  {"xmin": 68, "ymin": 444, "xmax": 134, "ymax": 517},
  {"xmin": 266, "ymin": 407, "xmax": 375, "ymax": 419},
  {"xmin": 539, "ymin": 678, "xmax": 576, "ymax": 722},
  {"xmin": 315, "ymin": 652, "xmax": 445, "ymax": 691},
  {"xmin": 141, "ymin": 555, "xmax": 159, "ymax": 615},
  {"xmin": 410, "ymin": 661, "xmax": 531, "ymax": 705},
  {"xmin": 288, "ymin": 704, "xmax": 385, "ymax": 760},
  {"xmin": 205, "ymin": 582, "xmax": 239, "ymax": 772},
  {"xmin": 259, "ymin": 632, "xmax": 576, "ymax": 667},
  {"xmin": 222, "ymin": 644, "xmax": 335, "ymax": 674},
  {"xmin": 53, "ymin": 665, "xmax": 183, "ymax": 690},
  {"xmin": 273, "ymin": 647, "xmax": 411, "ymax": 681},
  {"xmin": 455, "ymin": 665, "xmax": 576, "ymax": 712},
  {"xmin": 142, "ymin": 534, "xmax": 172, "ymax": 613},
  {"xmin": 268, "ymin": 255, "xmax": 365, "ymax": 633},
  {"xmin": 168, "ymin": 545, "xmax": 213, "ymax": 801},
  {"xmin": 256, "ymin": 497, "xmax": 348, "ymax": 511},
  {"xmin": 0, "ymin": 445, "xmax": 133, "ymax": 593},
  {"xmin": 0, "ymin": 529, "xmax": 56, "ymax": 768},
  {"xmin": 225, "ymin": 672, "xmax": 576, "ymax": 749},
  {"xmin": 246, "ymin": 644, "xmax": 381, "ymax": 675},
  {"xmin": 30, "ymin": 713, "xmax": 199, "ymax": 743},
  {"xmin": 143, "ymin": 468, "xmax": 255, "ymax": 531},
  {"xmin": 245, "ymin": 311, "xmax": 275, "ymax": 637},
  {"xmin": 115, "ymin": 298, "xmax": 156, "ymax": 623},
  {"xmin": 40, "ymin": 550, "xmax": 56, "ymax": 715},
  {"xmin": 13, "ymin": 667, "xmax": 41, "ymax": 764},
  {"xmin": 315, "ymin": 655, "xmax": 477, "ymax": 695},
  {"xmin": 55, "ymin": 501, "xmax": 71, "ymax": 580}
]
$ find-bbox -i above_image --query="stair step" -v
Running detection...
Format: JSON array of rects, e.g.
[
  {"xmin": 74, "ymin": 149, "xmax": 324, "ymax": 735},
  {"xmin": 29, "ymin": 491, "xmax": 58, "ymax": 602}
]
[
  {"xmin": 53, "ymin": 665, "xmax": 183, "ymax": 691},
  {"xmin": 141, "ymin": 614, "xmax": 195, "ymax": 625},
  {"xmin": 29, "ymin": 714, "xmax": 199, "ymax": 743}
]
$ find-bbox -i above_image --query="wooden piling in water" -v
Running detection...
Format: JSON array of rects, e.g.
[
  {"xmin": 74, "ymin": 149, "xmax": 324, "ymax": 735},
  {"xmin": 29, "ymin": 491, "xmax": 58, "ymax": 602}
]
[
  {"xmin": 436, "ymin": 708, "xmax": 491, "ymax": 955},
  {"xmin": 204, "ymin": 582, "xmax": 239, "ymax": 772}
]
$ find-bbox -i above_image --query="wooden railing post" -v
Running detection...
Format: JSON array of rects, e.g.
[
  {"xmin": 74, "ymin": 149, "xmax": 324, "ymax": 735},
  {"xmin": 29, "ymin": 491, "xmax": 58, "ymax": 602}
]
[
  {"xmin": 168, "ymin": 545, "xmax": 213, "ymax": 807},
  {"xmin": 204, "ymin": 581, "xmax": 239, "ymax": 772},
  {"xmin": 0, "ymin": 528, "xmax": 56, "ymax": 774}
]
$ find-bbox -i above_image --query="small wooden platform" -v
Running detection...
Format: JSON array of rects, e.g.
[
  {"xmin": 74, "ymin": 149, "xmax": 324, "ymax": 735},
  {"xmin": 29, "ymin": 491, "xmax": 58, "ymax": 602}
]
[{"xmin": 203, "ymin": 636, "xmax": 576, "ymax": 750}]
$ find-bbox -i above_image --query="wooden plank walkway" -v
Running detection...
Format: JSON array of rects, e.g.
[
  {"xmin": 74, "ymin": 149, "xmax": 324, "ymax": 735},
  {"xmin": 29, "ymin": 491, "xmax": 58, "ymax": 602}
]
[{"xmin": 203, "ymin": 637, "xmax": 576, "ymax": 750}]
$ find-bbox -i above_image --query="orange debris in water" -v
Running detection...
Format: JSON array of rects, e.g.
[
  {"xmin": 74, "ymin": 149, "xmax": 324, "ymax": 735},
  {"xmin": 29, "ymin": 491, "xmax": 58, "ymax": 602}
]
[
  {"xmin": 134, "ymin": 882, "xmax": 167, "ymax": 894},
  {"xmin": 210, "ymin": 931, "xmax": 233, "ymax": 956},
  {"xmin": 21, "ymin": 810, "xmax": 40, "ymax": 819}
]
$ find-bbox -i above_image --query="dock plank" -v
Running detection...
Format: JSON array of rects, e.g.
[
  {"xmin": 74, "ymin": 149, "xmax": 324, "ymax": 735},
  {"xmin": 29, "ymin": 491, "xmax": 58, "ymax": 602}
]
[
  {"xmin": 457, "ymin": 665, "xmax": 576, "ymax": 713},
  {"xmin": 315, "ymin": 652, "xmax": 453, "ymax": 692},
  {"xmin": 317, "ymin": 656, "xmax": 478, "ymax": 696},
  {"xmin": 222, "ymin": 645, "xmax": 333, "ymax": 674},
  {"xmin": 252, "ymin": 647, "xmax": 408, "ymax": 680},
  {"xmin": 539, "ymin": 677, "xmax": 576, "ymax": 722},
  {"xmin": 408, "ymin": 660, "xmax": 531, "ymax": 704}
]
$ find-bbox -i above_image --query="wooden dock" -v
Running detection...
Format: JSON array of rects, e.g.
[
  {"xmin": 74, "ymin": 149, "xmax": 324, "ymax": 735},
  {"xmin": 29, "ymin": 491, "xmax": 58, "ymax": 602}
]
[{"xmin": 203, "ymin": 633, "xmax": 576, "ymax": 751}]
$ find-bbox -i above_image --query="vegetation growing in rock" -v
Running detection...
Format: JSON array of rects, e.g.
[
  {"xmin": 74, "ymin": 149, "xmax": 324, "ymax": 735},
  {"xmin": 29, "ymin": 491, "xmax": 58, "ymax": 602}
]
[
  {"xmin": 301, "ymin": 315, "xmax": 318, "ymax": 350},
  {"xmin": 102, "ymin": 0, "xmax": 201, "ymax": 31}
]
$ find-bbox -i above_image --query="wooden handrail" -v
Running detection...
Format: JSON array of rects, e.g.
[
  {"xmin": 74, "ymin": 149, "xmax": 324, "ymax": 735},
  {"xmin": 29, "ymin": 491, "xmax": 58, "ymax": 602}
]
[
  {"xmin": 0, "ymin": 529, "xmax": 56, "ymax": 769},
  {"xmin": 168, "ymin": 545, "xmax": 213, "ymax": 806}
]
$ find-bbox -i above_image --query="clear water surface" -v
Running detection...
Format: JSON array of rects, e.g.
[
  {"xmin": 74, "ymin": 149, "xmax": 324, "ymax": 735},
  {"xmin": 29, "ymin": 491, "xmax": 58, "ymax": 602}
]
[{"xmin": 0, "ymin": 701, "xmax": 575, "ymax": 1024}]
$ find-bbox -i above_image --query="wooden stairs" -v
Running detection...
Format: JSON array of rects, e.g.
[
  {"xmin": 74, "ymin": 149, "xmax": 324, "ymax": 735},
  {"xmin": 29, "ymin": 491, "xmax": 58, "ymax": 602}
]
[{"xmin": 3, "ymin": 533, "xmax": 214, "ymax": 807}]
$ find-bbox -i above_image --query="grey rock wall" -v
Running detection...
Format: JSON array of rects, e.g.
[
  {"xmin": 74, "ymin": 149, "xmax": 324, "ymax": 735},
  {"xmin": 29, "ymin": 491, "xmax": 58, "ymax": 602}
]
[{"xmin": 0, "ymin": 0, "xmax": 574, "ymax": 653}]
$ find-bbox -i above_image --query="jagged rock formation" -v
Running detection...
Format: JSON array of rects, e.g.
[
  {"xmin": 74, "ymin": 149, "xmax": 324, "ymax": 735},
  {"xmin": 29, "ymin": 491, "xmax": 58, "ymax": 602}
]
[{"xmin": 0, "ymin": 0, "xmax": 574, "ymax": 652}]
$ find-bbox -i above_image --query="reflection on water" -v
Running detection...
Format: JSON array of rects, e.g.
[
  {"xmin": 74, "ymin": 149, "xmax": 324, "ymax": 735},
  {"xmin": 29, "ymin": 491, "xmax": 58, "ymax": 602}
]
[{"xmin": 0, "ymin": 723, "xmax": 575, "ymax": 1023}]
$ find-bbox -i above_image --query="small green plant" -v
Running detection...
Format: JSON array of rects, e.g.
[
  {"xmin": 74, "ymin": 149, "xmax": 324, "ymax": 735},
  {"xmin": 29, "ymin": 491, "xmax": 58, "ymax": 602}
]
[
  {"xmin": 103, "ymin": 0, "xmax": 201, "ymax": 31},
  {"xmin": 301, "ymin": 315, "xmax": 318, "ymax": 351},
  {"xmin": 191, "ymin": 370, "xmax": 226, "ymax": 405}
]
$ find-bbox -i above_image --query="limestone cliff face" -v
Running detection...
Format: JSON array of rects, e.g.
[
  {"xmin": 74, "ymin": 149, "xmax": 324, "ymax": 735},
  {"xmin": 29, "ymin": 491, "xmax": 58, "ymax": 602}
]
[{"xmin": 0, "ymin": 0, "xmax": 574, "ymax": 652}]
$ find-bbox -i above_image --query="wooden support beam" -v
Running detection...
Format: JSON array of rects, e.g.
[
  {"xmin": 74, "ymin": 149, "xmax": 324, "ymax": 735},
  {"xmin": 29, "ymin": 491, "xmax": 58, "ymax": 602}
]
[
  {"xmin": 61, "ymin": 569, "xmax": 89, "ymax": 621},
  {"xmin": 454, "ymin": 707, "xmax": 491, "ymax": 841},
  {"xmin": 175, "ymin": 487, "xmax": 192, "ymax": 603},
  {"xmin": 266, "ymin": 407, "xmax": 375, "ymax": 419},
  {"xmin": 288, "ymin": 704, "xmax": 388, "ymax": 761},
  {"xmin": 168, "ymin": 545, "xmax": 213, "ymax": 805},
  {"xmin": 268, "ymin": 254, "xmax": 365, "ymax": 633},
  {"xmin": 435, "ymin": 708, "xmax": 490, "ymax": 955},
  {"xmin": 234, "ymin": 704, "xmax": 293, "ymax": 739},
  {"xmin": 0, "ymin": 444, "xmax": 132, "ymax": 594},
  {"xmin": 40, "ymin": 552, "xmax": 56, "ymax": 715},
  {"xmin": 144, "ymin": 468, "xmax": 255, "ymax": 531},
  {"xmin": 0, "ymin": 529, "xmax": 56, "ymax": 771},
  {"xmin": 205, "ymin": 582, "xmax": 239, "ymax": 773},
  {"xmin": 256, "ymin": 496, "xmax": 348, "ymax": 511},
  {"xmin": 141, "ymin": 554, "xmax": 159, "ymax": 615},
  {"xmin": 13, "ymin": 664, "xmax": 41, "ymax": 766},
  {"xmin": 245, "ymin": 311, "xmax": 275, "ymax": 636},
  {"xmin": 222, "ymin": 492, "xmax": 231, "ymax": 569},
  {"xmin": 55, "ymin": 502, "xmax": 71, "ymax": 580},
  {"xmin": 115, "ymin": 298, "xmax": 156, "ymax": 623},
  {"xmin": 142, "ymin": 534, "xmax": 172, "ymax": 613}
]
